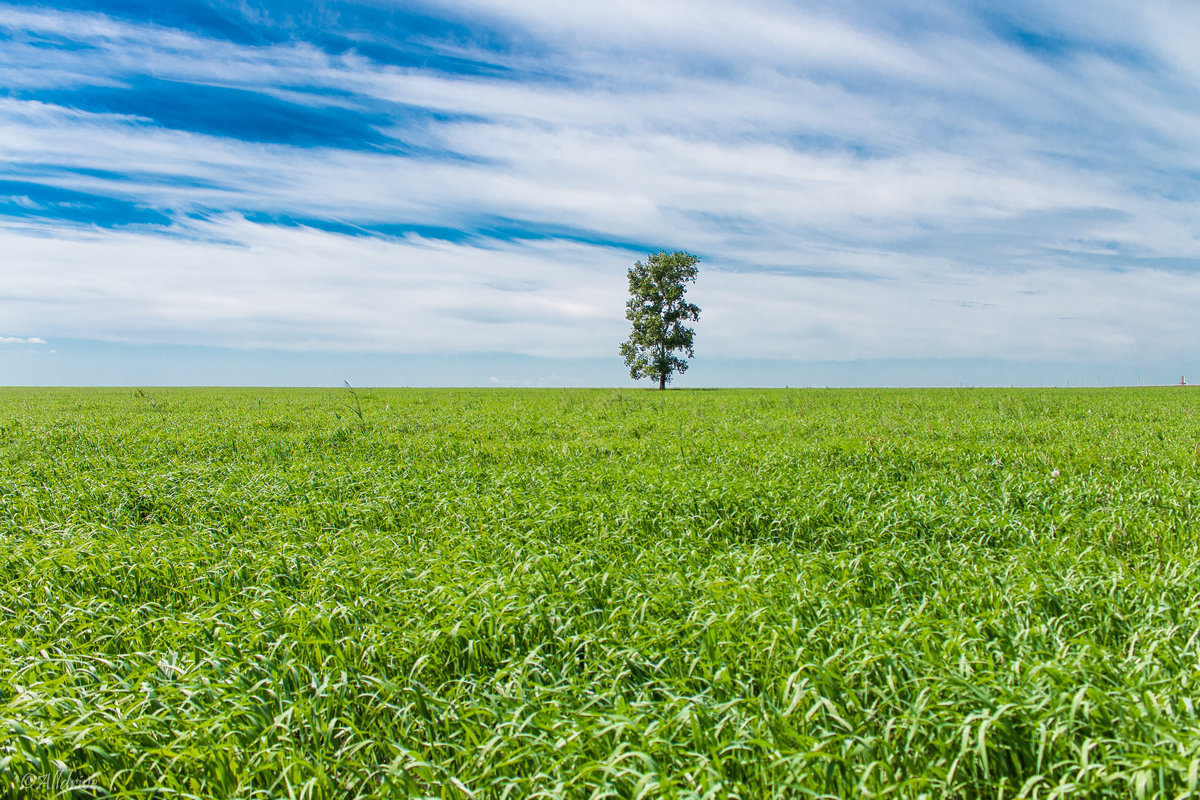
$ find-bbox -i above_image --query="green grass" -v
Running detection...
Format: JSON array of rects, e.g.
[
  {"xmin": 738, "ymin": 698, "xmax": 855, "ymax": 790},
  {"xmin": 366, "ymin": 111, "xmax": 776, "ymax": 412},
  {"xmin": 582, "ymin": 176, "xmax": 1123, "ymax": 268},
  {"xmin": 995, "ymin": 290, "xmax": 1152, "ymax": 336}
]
[{"xmin": 2, "ymin": 387, "xmax": 1199, "ymax": 798}]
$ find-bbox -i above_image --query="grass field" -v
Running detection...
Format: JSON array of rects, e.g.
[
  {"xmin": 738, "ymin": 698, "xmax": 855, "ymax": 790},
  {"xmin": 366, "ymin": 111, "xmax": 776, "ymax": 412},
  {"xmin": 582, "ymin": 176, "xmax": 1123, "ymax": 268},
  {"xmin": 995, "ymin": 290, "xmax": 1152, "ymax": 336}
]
[{"xmin": 2, "ymin": 387, "xmax": 1199, "ymax": 798}]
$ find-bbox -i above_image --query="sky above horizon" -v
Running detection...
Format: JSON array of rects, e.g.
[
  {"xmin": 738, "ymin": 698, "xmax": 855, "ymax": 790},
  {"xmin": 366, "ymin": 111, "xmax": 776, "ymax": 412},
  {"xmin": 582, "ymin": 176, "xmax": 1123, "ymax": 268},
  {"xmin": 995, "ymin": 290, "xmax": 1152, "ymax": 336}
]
[{"xmin": 2, "ymin": 0, "xmax": 1198, "ymax": 387}]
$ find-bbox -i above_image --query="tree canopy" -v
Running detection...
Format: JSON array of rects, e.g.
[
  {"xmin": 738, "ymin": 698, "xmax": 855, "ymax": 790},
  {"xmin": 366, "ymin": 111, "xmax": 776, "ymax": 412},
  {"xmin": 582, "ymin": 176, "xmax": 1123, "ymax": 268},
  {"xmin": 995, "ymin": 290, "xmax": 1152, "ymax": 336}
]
[{"xmin": 619, "ymin": 251, "xmax": 700, "ymax": 390}]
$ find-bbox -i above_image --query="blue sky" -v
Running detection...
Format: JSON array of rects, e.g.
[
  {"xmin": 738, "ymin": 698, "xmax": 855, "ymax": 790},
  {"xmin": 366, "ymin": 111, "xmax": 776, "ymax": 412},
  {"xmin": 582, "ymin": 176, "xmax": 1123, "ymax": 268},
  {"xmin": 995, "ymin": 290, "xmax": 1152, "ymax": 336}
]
[{"xmin": 2, "ymin": 0, "xmax": 1198, "ymax": 387}]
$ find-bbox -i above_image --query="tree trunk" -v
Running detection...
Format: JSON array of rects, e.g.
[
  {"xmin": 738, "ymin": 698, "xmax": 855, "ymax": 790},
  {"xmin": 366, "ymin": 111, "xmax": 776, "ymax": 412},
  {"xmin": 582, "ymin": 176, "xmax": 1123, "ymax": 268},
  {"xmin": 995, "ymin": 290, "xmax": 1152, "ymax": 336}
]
[{"xmin": 659, "ymin": 373, "xmax": 666, "ymax": 390}]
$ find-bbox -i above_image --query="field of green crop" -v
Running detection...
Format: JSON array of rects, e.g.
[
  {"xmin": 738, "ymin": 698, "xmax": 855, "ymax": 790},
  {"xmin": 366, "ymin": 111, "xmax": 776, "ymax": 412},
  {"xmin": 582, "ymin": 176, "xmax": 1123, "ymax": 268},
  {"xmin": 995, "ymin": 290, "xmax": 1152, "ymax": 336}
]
[{"xmin": 2, "ymin": 387, "xmax": 1199, "ymax": 798}]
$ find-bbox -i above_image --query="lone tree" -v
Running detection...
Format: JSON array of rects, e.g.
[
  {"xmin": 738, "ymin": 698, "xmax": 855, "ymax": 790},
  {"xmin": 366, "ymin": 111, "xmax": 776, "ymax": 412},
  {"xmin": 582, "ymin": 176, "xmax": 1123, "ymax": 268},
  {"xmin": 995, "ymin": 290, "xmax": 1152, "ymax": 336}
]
[{"xmin": 620, "ymin": 251, "xmax": 701, "ymax": 390}]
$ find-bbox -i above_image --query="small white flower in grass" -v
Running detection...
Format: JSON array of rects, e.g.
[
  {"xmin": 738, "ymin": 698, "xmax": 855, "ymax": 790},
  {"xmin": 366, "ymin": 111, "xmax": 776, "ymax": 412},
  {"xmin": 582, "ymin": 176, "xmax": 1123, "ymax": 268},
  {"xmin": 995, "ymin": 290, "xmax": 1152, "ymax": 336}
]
[{"xmin": 1051, "ymin": 469, "xmax": 1060, "ymax": 480}]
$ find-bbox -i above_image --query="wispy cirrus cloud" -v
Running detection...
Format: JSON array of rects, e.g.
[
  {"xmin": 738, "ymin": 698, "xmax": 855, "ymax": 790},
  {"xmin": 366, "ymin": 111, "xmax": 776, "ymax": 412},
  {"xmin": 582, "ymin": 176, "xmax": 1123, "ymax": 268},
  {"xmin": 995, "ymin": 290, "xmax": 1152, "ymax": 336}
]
[{"xmin": 1, "ymin": 0, "xmax": 1198, "ymax": 384}]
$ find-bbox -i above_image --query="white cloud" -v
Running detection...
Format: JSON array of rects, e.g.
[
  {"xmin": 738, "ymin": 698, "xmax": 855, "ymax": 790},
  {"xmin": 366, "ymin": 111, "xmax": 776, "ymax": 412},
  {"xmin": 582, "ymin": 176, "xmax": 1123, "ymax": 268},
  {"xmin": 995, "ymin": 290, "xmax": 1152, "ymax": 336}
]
[
  {"xmin": 0, "ymin": 336, "xmax": 46, "ymax": 345},
  {"xmin": 3, "ymin": 214, "xmax": 1197, "ymax": 365},
  {"xmin": 0, "ymin": 216, "xmax": 629, "ymax": 356}
]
